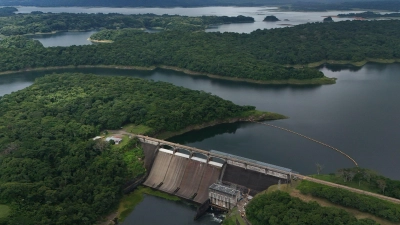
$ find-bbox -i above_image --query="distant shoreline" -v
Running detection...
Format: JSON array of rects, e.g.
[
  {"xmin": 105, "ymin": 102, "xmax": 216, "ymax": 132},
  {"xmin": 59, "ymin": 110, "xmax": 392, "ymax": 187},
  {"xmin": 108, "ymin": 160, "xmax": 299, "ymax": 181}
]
[{"xmin": 0, "ymin": 65, "xmax": 336, "ymax": 85}]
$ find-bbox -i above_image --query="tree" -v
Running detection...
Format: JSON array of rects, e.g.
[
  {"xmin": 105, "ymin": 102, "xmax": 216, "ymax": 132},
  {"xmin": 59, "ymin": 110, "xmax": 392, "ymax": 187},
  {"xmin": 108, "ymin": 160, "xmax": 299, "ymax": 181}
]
[
  {"xmin": 377, "ymin": 179, "xmax": 387, "ymax": 194},
  {"xmin": 316, "ymin": 163, "xmax": 324, "ymax": 175}
]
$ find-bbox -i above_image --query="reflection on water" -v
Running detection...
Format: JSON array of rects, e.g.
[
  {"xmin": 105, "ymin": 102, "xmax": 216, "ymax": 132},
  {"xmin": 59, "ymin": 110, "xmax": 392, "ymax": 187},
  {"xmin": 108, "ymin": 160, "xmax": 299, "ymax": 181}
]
[
  {"xmin": 28, "ymin": 30, "xmax": 98, "ymax": 47},
  {"xmin": 168, "ymin": 122, "xmax": 243, "ymax": 144},
  {"xmin": 121, "ymin": 194, "xmax": 221, "ymax": 225},
  {"xmin": 318, "ymin": 63, "xmax": 363, "ymax": 72}
]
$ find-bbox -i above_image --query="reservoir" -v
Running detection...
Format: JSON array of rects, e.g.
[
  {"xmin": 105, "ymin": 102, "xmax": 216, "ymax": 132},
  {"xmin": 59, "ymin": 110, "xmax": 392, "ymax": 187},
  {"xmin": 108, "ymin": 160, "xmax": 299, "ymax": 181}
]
[
  {"xmin": 1, "ymin": 64, "xmax": 399, "ymax": 224},
  {"xmin": 1, "ymin": 63, "xmax": 399, "ymax": 179}
]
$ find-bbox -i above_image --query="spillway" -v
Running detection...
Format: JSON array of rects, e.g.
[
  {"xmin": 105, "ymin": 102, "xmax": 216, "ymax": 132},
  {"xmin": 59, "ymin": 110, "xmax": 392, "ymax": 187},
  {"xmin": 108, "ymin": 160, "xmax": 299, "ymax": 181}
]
[
  {"xmin": 159, "ymin": 155, "xmax": 189, "ymax": 193},
  {"xmin": 143, "ymin": 151, "xmax": 173, "ymax": 188},
  {"xmin": 176, "ymin": 160, "xmax": 206, "ymax": 200},
  {"xmin": 222, "ymin": 164, "xmax": 281, "ymax": 195},
  {"xmin": 193, "ymin": 165, "xmax": 221, "ymax": 203}
]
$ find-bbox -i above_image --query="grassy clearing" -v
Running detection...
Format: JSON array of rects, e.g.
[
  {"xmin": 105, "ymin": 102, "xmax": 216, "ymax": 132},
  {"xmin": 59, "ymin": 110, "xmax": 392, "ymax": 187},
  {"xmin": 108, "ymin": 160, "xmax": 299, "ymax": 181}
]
[
  {"xmin": 0, "ymin": 204, "xmax": 10, "ymax": 218},
  {"xmin": 311, "ymin": 174, "xmax": 380, "ymax": 194},
  {"xmin": 118, "ymin": 186, "xmax": 180, "ymax": 222},
  {"xmin": 123, "ymin": 124, "xmax": 153, "ymax": 135},
  {"xmin": 264, "ymin": 181, "xmax": 397, "ymax": 225},
  {"xmin": 223, "ymin": 207, "xmax": 247, "ymax": 225}
]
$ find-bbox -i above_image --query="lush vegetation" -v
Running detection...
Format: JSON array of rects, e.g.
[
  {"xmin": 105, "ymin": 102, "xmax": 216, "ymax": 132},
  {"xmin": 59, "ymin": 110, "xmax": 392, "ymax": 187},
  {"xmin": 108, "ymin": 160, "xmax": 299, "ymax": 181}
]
[
  {"xmin": 297, "ymin": 180, "xmax": 400, "ymax": 222},
  {"xmin": 0, "ymin": 13, "xmax": 254, "ymax": 35},
  {"xmin": 312, "ymin": 167, "xmax": 400, "ymax": 200},
  {"xmin": 263, "ymin": 15, "xmax": 279, "ymax": 21},
  {"xmin": 2, "ymin": 19, "xmax": 400, "ymax": 82},
  {"xmin": 338, "ymin": 11, "xmax": 400, "ymax": 19},
  {"xmin": 0, "ymin": 7, "xmax": 17, "ymax": 16},
  {"xmin": 323, "ymin": 16, "xmax": 334, "ymax": 22},
  {"xmin": 246, "ymin": 191, "xmax": 378, "ymax": 225},
  {"xmin": 0, "ymin": 73, "xmax": 264, "ymax": 225}
]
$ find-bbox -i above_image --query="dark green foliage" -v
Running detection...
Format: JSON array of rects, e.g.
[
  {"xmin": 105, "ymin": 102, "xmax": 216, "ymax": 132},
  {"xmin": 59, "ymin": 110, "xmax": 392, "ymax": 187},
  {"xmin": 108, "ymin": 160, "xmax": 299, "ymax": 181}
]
[
  {"xmin": 246, "ymin": 191, "xmax": 378, "ymax": 225},
  {"xmin": 0, "ymin": 73, "xmax": 256, "ymax": 224},
  {"xmin": 323, "ymin": 16, "xmax": 333, "ymax": 22},
  {"xmin": 263, "ymin": 15, "xmax": 279, "ymax": 21},
  {"xmin": 3, "ymin": 20, "xmax": 400, "ymax": 81},
  {"xmin": 0, "ymin": 36, "xmax": 44, "ymax": 49},
  {"xmin": 338, "ymin": 11, "xmax": 400, "ymax": 18},
  {"xmin": 331, "ymin": 167, "xmax": 400, "ymax": 199},
  {"xmin": 297, "ymin": 180, "xmax": 400, "ymax": 222},
  {"xmin": 0, "ymin": 7, "xmax": 17, "ymax": 16},
  {"xmin": 0, "ymin": 13, "xmax": 253, "ymax": 35}
]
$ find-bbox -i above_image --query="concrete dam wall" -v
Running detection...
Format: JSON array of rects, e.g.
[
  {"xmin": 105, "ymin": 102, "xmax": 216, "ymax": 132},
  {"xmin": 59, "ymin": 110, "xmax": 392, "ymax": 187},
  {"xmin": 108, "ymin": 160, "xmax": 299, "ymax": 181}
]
[
  {"xmin": 142, "ymin": 144, "xmax": 286, "ymax": 203},
  {"xmin": 143, "ymin": 148, "xmax": 222, "ymax": 203}
]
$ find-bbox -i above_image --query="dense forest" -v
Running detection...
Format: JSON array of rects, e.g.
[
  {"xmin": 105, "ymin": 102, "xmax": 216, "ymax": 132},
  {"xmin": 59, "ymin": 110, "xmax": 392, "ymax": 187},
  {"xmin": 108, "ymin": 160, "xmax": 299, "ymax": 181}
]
[
  {"xmin": 297, "ymin": 181, "xmax": 400, "ymax": 222},
  {"xmin": 0, "ymin": 73, "xmax": 263, "ymax": 224},
  {"xmin": 245, "ymin": 191, "xmax": 378, "ymax": 225},
  {"xmin": 2, "ymin": 20, "xmax": 400, "ymax": 82},
  {"xmin": 0, "ymin": 12, "xmax": 254, "ymax": 35},
  {"xmin": 338, "ymin": 11, "xmax": 400, "ymax": 18}
]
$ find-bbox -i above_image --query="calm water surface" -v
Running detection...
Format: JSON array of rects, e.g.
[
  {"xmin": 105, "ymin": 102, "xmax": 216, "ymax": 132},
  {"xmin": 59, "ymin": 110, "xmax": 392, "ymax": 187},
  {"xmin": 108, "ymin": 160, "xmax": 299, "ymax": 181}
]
[
  {"xmin": 121, "ymin": 195, "xmax": 223, "ymax": 225},
  {"xmin": 28, "ymin": 30, "xmax": 98, "ymax": 47}
]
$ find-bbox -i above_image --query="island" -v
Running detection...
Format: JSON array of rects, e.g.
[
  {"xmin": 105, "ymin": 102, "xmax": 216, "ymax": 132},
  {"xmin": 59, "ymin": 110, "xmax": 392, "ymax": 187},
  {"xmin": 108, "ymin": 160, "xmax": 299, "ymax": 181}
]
[
  {"xmin": 338, "ymin": 11, "xmax": 400, "ymax": 19},
  {"xmin": 0, "ymin": 10, "xmax": 255, "ymax": 35},
  {"xmin": 263, "ymin": 15, "xmax": 280, "ymax": 22},
  {"xmin": 323, "ymin": 16, "xmax": 334, "ymax": 22}
]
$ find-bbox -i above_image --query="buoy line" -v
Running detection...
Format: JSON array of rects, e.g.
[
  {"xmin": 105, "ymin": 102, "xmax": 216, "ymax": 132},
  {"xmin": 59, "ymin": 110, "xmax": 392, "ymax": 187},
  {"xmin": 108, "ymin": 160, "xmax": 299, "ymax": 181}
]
[{"xmin": 254, "ymin": 122, "xmax": 358, "ymax": 166}]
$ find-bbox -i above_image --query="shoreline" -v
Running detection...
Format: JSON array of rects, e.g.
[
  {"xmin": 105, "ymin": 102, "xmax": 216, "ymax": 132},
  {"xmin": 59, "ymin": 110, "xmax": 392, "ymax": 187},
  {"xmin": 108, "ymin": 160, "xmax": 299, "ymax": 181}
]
[
  {"xmin": 0, "ymin": 65, "xmax": 335, "ymax": 85},
  {"xmin": 153, "ymin": 110, "xmax": 287, "ymax": 140},
  {"xmin": 87, "ymin": 38, "xmax": 114, "ymax": 43},
  {"xmin": 294, "ymin": 58, "xmax": 400, "ymax": 68}
]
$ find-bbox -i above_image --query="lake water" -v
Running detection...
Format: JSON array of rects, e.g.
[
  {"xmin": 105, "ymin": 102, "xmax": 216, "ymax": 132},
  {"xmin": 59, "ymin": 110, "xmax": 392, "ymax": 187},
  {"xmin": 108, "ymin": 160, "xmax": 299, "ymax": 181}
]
[
  {"xmin": 1, "ymin": 64, "xmax": 400, "ymax": 224},
  {"xmin": 12, "ymin": 6, "xmax": 373, "ymax": 46}
]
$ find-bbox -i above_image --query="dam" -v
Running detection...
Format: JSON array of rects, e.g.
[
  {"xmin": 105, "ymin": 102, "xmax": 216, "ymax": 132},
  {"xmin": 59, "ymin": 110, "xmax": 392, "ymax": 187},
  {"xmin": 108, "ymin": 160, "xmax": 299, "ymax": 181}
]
[{"xmin": 139, "ymin": 135, "xmax": 295, "ymax": 204}]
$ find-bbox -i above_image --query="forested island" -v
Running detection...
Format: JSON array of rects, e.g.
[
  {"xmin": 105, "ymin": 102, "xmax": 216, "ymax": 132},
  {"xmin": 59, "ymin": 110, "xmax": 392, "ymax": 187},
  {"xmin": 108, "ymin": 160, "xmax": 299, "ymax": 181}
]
[
  {"xmin": 338, "ymin": 11, "xmax": 400, "ymax": 19},
  {"xmin": 0, "ymin": 11, "xmax": 254, "ymax": 35},
  {"xmin": 263, "ymin": 15, "xmax": 280, "ymax": 21},
  {"xmin": 2, "ymin": 20, "xmax": 400, "ymax": 84},
  {"xmin": 0, "ymin": 73, "xmax": 281, "ymax": 224}
]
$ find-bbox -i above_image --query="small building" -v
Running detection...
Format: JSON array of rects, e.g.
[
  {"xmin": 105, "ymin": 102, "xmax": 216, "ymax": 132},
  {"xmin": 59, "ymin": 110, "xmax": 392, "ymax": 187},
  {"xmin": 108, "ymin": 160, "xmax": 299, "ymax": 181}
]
[
  {"xmin": 106, "ymin": 136, "xmax": 122, "ymax": 145},
  {"xmin": 209, "ymin": 183, "xmax": 240, "ymax": 210}
]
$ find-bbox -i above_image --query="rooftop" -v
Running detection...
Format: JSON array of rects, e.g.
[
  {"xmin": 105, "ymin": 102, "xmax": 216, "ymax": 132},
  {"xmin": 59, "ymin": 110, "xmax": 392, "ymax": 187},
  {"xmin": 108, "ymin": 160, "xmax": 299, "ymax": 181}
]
[{"xmin": 209, "ymin": 183, "xmax": 239, "ymax": 195}]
